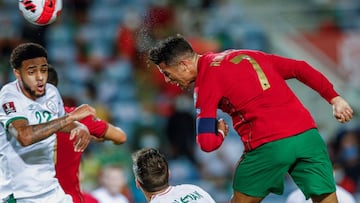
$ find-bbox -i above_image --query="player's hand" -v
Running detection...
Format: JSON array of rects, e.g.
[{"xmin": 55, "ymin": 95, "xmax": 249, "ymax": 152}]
[
  {"xmin": 218, "ymin": 118, "xmax": 229, "ymax": 138},
  {"xmin": 68, "ymin": 104, "xmax": 96, "ymax": 122},
  {"xmin": 331, "ymin": 96, "xmax": 353, "ymax": 123},
  {"xmin": 70, "ymin": 123, "xmax": 91, "ymax": 152}
]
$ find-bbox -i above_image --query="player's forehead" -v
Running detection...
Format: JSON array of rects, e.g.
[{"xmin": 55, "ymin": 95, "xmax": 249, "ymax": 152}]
[
  {"xmin": 21, "ymin": 57, "xmax": 48, "ymax": 70},
  {"xmin": 157, "ymin": 60, "xmax": 180, "ymax": 69}
]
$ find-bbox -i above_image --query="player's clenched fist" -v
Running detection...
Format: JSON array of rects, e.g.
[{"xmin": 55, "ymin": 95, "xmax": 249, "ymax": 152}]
[
  {"xmin": 70, "ymin": 123, "xmax": 91, "ymax": 152},
  {"xmin": 331, "ymin": 96, "xmax": 353, "ymax": 123}
]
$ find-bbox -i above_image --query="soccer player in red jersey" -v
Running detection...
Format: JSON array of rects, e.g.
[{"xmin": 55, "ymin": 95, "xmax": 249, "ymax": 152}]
[
  {"xmin": 148, "ymin": 35, "xmax": 354, "ymax": 203},
  {"xmin": 47, "ymin": 66, "xmax": 127, "ymax": 203}
]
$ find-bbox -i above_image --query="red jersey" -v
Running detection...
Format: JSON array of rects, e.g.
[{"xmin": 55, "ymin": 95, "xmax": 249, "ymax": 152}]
[
  {"xmin": 55, "ymin": 106, "xmax": 108, "ymax": 203},
  {"xmin": 194, "ymin": 50, "xmax": 338, "ymax": 152}
]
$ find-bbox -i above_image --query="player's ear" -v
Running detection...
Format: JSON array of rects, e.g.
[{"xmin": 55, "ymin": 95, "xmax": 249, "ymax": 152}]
[
  {"xmin": 179, "ymin": 61, "xmax": 190, "ymax": 72},
  {"xmin": 13, "ymin": 69, "xmax": 21, "ymax": 80},
  {"xmin": 135, "ymin": 178, "xmax": 141, "ymax": 188}
]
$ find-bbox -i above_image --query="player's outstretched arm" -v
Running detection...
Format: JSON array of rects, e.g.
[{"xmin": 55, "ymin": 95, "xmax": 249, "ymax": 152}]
[
  {"xmin": 330, "ymin": 96, "xmax": 353, "ymax": 123},
  {"xmin": 103, "ymin": 123, "xmax": 127, "ymax": 145},
  {"xmin": 91, "ymin": 123, "xmax": 127, "ymax": 145},
  {"xmin": 8, "ymin": 104, "xmax": 95, "ymax": 147}
]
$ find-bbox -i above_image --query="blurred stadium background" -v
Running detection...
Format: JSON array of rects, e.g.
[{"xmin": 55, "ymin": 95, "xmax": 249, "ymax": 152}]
[{"xmin": 1, "ymin": 0, "xmax": 360, "ymax": 202}]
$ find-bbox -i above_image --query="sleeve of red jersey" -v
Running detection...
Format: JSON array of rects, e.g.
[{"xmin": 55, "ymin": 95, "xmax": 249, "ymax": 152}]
[
  {"xmin": 195, "ymin": 68, "xmax": 225, "ymax": 152},
  {"xmin": 270, "ymin": 53, "xmax": 339, "ymax": 103},
  {"xmin": 80, "ymin": 116, "xmax": 108, "ymax": 138},
  {"xmin": 196, "ymin": 117, "xmax": 224, "ymax": 152},
  {"xmin": 65, "ymin": 106, "xmax": 108, "ymax": 138}
]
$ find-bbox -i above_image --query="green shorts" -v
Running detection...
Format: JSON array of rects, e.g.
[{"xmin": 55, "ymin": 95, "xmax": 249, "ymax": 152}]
[{"xmin": 233, "ymin": 128, "xmax": 336, "ymax": 199}]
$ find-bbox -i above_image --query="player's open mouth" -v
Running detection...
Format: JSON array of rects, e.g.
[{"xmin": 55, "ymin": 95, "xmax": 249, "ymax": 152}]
[{"xmin": 37, "ymin": 84, "xmax": 45, "ymax": 92}]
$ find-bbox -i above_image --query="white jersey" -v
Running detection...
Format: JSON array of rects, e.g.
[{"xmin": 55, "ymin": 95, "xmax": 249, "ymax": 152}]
[
  {"xmin": 91, "ymin": 187, "xmax": 129, "ymax": 203},
  {"xmin": 0, "ymin": 123, "xmax": 14, "ymax": 200},
  {"xmin": 0, "ymin": 80, "xmax": 65, "ymax": 199},
  {"xmin": 149, "ymin": 184, "xmax": 216, "ymax": 203}
]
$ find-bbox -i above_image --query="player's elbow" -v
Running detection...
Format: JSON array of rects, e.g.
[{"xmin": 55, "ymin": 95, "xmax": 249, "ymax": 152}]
[
  {"xmin": 17, "ymin": 134, "xmax": 33, "ymax": 146},
  {"xmin": 196, "ymin": 133, "xmax": 222, "ymax": 152},
  {"xmin": 199, "ymin": 144, "xmax": 217, "ymax": 152},
  {"xmin": 106, "ymin": 126, "xmax": 127, "ymax": 145},
  {"xmin": 8, "ymin": 127, "xmax": 33, "ymax": 146},
  {"xmin": 112, "ymin": 134, "xmax": 127, "ymax": 145}
]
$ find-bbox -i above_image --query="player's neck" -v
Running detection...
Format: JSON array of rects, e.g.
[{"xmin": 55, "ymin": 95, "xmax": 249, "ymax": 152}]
[
  {"xmin": 17, "ymin": 80, "xmax": 37, "ymax": 100},
  {"xmin": 146, "ymin": 185, "xmax": 171, "ymax": 201}
]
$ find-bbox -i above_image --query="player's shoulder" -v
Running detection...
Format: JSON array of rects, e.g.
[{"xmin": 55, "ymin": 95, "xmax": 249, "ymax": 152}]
[
  {"xmin": 174, "ymin": 184, "xmax": 204, "ymax": 191},
  {"xmin": 45, "ymin": 83, "xmax": 62, "ymax": 100},
  {"xmin": 46, "ymin": 83, "xmax": 60, "ymax": 93},
  {"xmin": 0, "ymin": 81, "xmax": 17, "ymax": 94},
  {"xmin": 0, "ymin": 81, "xmax": 22, "ymax": 100}
]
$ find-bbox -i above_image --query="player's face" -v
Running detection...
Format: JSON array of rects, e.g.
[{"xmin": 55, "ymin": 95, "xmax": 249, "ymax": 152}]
[
  {"xmin": 157, "ymin": 62, "xmax": 195, "ymax": 90},
  {"xmin": 14, "ymin": 57, "xmax": 49, "ymax": 100}
]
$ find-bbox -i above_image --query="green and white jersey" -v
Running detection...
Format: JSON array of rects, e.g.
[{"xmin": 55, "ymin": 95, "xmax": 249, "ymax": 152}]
[
  {"xmin": 150, "ymin": 184, "xmax": 216, "ymax": 203},
  {"xmin": 0, "ymin": 80, "xmax": 65, "ymax": 199},
  {"xmin": 0, "ymin": 123, "xmax": 14, "ymax": 200}
]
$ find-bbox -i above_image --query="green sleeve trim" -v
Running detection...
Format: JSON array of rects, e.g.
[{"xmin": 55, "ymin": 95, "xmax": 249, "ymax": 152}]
[{"xmin": 5, "ymin": 116, "xmax": 28, "ymax": 130}]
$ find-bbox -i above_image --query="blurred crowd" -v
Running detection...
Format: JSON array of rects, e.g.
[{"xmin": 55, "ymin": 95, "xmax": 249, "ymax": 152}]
[{"xmin": 1, "ymin": 0, "xmax": 360, "ymax": 202}]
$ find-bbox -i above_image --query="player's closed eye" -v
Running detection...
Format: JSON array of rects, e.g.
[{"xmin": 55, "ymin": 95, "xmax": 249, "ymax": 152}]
[
  {"xmin": 163, "ymin": 71, "xmax": 175, "ymax": 82},
  {"xmin": 27, "ymin": 70, "xmax": 34, "ymax": 75}
]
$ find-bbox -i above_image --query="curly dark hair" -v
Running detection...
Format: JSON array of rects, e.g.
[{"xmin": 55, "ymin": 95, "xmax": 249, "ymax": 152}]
[{"xmin": 10, "ymin": 42, "xmax": 48, "ymax": 70}]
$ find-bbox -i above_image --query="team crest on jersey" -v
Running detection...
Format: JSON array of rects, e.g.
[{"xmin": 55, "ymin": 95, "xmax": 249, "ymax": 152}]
[
  {"xmin": 2, "ymin": 102, "xmax": 16, "ymax": 115},
  {"xmin": 46, "ymin": 100, "xmax": 57, "ymax": 114}
]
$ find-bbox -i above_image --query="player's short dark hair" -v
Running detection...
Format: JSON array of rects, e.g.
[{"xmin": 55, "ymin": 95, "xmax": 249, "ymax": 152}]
[
  {"xmin": 47, "ymin": 65, "xmax": 58, "ymax": 87},
  {"xmin": 10, "ymin": 42, "xmax": 48, "ymax": 70},
  {"xmin": 148, "ymin": 34, "xmax": 194, "ymax": 66},
  {"xmin": 132, "ymin": 148, "xmax": 169, "ymax": 192}
]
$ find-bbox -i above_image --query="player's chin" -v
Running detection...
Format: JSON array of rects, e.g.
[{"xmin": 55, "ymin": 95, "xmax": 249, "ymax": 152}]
[
  {"xmin": 180, "ymin": 84, "xmax": 190, "ymax": 91},
  {"xmin": 36, "ymin": 91, "xmax": 46, "ymax": 97},
  {"xmin": 180, "ymin": 81, "xmax": 194, "ymax": 90}
]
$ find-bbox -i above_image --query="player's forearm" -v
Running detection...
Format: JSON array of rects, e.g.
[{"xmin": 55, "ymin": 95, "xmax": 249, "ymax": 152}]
[
  {"xmin": 12, "ymin": 114, "xmax": 76, "ymax": 146},
  {"xmin": 196, "ymin": 117, "xmax": 224, "ymax": 152},
  {"xmin": 104, "ymin": 124, "xmax": 127, "ymax": 145},
  {"xmin": 57, "ymin": 121, "xmax": 80, "ymax": 133}
]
